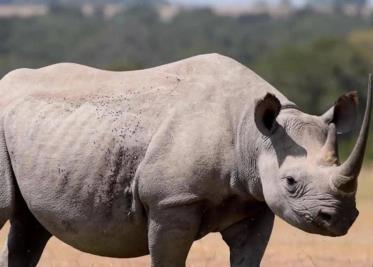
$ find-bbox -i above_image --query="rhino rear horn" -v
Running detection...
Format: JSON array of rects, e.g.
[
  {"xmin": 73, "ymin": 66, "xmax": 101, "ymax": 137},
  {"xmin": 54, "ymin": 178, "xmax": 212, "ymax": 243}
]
[{"xmin": 319, "ymin": 123, "xmax": 339, "ymax": 166}]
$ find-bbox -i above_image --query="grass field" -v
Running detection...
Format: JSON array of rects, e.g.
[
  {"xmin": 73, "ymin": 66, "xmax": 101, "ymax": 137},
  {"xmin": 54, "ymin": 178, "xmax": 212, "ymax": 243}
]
[{"xmin": 0, "ymin": 167, "xmax": 372, "ymax": 266}]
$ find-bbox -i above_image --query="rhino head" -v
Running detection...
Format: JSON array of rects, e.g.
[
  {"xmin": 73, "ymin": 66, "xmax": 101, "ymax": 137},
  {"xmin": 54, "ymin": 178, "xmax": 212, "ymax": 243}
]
[{"xmin": 254, "ymin": 75, "xmax": 372, "ymax": 236}]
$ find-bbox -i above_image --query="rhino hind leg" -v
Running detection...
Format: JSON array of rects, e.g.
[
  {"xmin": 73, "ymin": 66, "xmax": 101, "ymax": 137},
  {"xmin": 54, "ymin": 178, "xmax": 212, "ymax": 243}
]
[
  {"xmin": 0, "ymin": 126, "xmax": 14, "ymax": 230},
  {"xmin": 0, "ymin": 184, "xmax": 51, "ymax": 267}
]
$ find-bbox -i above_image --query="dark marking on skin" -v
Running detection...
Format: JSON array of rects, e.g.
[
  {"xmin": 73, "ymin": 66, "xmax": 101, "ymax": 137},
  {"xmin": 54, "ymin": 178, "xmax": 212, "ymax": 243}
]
[{"xmin": 100, "ymin": 141, "xmax": 146, "ymax": 220}]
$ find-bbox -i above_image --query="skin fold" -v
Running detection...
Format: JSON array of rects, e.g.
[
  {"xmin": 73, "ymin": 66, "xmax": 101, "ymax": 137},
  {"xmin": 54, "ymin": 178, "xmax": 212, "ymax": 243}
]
[{"xmin": 0, "ymin": 54, "xmax": 369, "ymax": 267}]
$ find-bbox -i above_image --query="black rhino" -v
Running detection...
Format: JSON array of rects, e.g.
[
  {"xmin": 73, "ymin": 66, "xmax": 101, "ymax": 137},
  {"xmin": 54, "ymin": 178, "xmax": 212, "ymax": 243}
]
[{"xmin": 0, "ymin": 54, "xmax": 370, "ymax": 267}]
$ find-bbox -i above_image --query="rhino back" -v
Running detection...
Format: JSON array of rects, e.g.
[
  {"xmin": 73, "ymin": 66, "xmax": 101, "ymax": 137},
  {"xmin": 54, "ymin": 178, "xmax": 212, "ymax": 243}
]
[{"xmin": 0, "ymin": 54, "xmax": 292, "ymax": 117}]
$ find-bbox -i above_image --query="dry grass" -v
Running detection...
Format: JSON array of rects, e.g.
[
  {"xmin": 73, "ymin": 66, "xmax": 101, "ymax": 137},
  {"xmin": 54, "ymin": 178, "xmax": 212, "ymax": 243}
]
[{"xmin": 0, "ymin": 167, "xmax": 372, "ymax": 266}]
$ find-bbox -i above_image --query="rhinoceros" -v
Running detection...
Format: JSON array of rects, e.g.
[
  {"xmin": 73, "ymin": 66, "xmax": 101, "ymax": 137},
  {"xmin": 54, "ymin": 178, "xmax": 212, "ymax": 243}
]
[{"xmin": 0, "ymin": 54, "xmax": 370, "ymax": 267}]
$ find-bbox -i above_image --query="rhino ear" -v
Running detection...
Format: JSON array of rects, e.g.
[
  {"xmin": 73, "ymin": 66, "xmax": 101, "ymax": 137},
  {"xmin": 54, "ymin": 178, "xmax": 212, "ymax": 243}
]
[
  {"xmin": 321, "ymin": 91, "xmax": 358, "ymax": 134},
  {"xmin": 255, "ymin": 93, "xmax": 281, "ymax": 135}
]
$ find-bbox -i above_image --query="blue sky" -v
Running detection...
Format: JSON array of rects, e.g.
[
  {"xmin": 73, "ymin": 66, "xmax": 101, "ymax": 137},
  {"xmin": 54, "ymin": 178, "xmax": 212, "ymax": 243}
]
[{"xmin": 170, "ymin": 0, "xmax": 373, "ymax": 7}]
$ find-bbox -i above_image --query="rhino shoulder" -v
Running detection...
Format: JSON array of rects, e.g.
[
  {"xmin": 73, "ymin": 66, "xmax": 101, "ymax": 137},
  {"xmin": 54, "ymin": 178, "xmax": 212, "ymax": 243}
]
[
  {"xmin": 137, "ymin": 104, "xmax": 236, "ymax": 208},
  {"xmin": 158, "ymin": 53, "xmax": 249, "ymax": 77}
]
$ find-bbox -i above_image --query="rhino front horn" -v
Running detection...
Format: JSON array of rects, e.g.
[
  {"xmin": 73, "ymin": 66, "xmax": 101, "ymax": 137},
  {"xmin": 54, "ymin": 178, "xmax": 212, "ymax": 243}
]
[{"xmin": 333, "ymin": 74, "xmax": 372, "ymax": 193}]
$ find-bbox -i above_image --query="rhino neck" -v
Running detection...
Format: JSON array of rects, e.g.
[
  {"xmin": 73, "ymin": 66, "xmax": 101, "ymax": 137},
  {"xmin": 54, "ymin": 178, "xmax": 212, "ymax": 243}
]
[
  {"xmin": 235, "ymin": 104, "xmax": 264, "ymax": 201},
  {"xmin": 235, "ymin": 101, "xmax": 298, "ymax": 201}
]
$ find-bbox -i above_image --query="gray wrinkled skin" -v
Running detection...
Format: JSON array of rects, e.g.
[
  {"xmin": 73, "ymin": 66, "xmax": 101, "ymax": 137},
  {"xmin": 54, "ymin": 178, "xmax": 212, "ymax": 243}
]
[{"xmin": 0, "ymin": 54, "xmax": 366, "ymax": 267}]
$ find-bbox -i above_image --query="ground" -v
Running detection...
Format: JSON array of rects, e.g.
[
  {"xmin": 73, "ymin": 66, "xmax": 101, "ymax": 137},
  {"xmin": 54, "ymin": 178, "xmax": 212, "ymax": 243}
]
[{"xmin": 0, "ymin": 167, "xmax": 372, "ymax": 266}]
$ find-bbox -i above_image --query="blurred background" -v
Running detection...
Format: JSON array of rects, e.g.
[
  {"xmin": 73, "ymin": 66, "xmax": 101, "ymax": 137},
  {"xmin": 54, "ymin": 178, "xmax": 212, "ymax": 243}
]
[
  {"xmin": 0, "ymin": 0, "xmax": 372, "ymax": 266},
  {"xmin": 1, "ymin": 0, "xmax": 373, "ymax": 157}
]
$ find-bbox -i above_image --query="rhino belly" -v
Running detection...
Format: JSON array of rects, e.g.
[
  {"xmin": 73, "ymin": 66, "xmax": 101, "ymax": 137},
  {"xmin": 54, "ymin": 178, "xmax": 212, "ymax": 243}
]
[{"xmin": 4, "ymin": 97, "xmax": 151, "ymax": 257}]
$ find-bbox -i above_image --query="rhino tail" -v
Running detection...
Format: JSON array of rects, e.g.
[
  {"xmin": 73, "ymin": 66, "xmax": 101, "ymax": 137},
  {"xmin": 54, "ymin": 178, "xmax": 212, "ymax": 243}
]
[{"xmin": 0, "ymin": 121, "xmax": 14, "ymax": 230}]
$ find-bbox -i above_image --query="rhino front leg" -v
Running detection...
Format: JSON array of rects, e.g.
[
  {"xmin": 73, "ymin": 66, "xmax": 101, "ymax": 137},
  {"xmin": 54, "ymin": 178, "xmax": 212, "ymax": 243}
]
[
  {"xmin": 221, "ymin": 207, "xmax": 274, "ymax": 267},
  {"xmin": 147, "ymin": 205, "xmax": 201, "ymax": 267}
]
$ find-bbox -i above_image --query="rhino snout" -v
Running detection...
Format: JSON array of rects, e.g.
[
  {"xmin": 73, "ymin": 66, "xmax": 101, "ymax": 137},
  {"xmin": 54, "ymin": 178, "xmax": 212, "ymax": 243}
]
[{"xmin": 314, "ymin": 207, "xmax": 359, "ymax": 236}]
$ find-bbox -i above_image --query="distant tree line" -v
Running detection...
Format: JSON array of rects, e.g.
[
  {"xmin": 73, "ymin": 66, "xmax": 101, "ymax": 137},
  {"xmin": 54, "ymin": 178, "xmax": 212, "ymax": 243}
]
[{"xmin": 0, "ymin": 0, "xmax": 167, "ymax": 5}]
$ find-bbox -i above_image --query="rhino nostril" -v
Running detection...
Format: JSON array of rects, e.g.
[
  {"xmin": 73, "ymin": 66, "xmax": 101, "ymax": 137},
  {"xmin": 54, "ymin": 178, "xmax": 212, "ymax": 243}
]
[{"xmin": 318, "ymin": 211, "xmax": 333, "ymax": 223}]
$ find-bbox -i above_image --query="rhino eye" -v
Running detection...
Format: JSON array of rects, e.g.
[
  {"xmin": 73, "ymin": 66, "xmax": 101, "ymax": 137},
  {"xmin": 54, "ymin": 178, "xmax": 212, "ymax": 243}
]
[
  {"xmin": 286, "ymin": 177, "xmax": 296, "ymax": 186},
  {"xmin": 284, "ymin": 176, "xmax": 298, "ymax": 193}
]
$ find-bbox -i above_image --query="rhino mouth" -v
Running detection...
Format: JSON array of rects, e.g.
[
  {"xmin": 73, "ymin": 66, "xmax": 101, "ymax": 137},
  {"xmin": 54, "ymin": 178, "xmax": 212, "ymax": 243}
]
[
  {"xmin": 292, "ymin": 205, "xmax": 358, "ymax": 237},
  {"xmin": 304, "ymin": 209, "xmax": 358, "ymax": 237}
]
